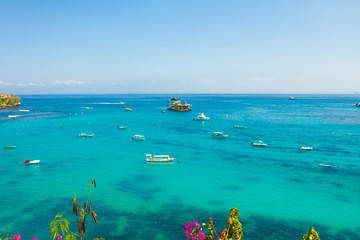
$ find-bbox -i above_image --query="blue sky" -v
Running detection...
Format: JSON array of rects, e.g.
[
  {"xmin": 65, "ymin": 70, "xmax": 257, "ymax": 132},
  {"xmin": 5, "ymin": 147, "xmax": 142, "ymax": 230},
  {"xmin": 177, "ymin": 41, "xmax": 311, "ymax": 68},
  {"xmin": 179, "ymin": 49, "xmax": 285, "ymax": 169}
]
[{"xmin": 0, "ymin": 0, "xmax": 359, "ymax": 94}]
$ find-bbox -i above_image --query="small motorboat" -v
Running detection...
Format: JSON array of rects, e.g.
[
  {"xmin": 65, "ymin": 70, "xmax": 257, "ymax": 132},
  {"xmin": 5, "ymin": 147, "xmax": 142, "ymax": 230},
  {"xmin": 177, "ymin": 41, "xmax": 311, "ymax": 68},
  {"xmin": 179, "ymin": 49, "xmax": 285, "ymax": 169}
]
[
  {"xmin": 19, "ymin": 109, "xmax": 30, "ymax": 112},
  {"xmin": 132, "ymin": 135, "xmax": 146, "ymax": 141},
  {"xmin": 8, "ymin": 115, "xmax": 21, "ymax": 118},
  {"xmin": 299, "ymin": 146, "xmax": 313, "ymax": 151},
  {"xmin": 119, "ymin": 101, "xmax": 126, "ymax": 104},
  {"xmin": 145, "ymin": 154, "xmax": 175, "ymax": 164},
  {"xmin": 288, "ymin": 96, "xmax": 295, "ymax": 100},
  {"xmin": 4, "ymin": 146, "xmax": 16, "ymax": 149},
  {"xmin": 82, "ymin": 107, "xmax": 93, "ymax": 109},
  {"xmin": 212, "ymin": 132, "xmax": 228, "ymax": 138},
  {"xmin": 355, "ymin": 103, "xmax": 360, "ymax": 107},
  {"xmin": 24, "ymin": 159, "xmax": 44, "ymax": 165},
  {"xmin": 78, "ymin": 133, "xmax": 96, "ymax": 137},
  {"xmin": 318, "ymin": 164, "xmax": 331, "ymax": 168},
  {"xmin": 233, "ymin": 125, "xmax": 246, "ymax": 129},
  {"xmin": 251, "ymin": 141, "xmax": 267, "ymax": 147},
  {"xmin": 161, "ymin": 110, "xmax": 166, "ymax": 113},
  {"xmin": 117, "ymin": 126, "xmax": 128, "ymax": 129},
  {"xmin": 193, "ymin": 113, "xmax": 210, "ymax": 121},
  {"xmin": 125, "ymin": 108, "xmax": 132, "ymax": 111}
]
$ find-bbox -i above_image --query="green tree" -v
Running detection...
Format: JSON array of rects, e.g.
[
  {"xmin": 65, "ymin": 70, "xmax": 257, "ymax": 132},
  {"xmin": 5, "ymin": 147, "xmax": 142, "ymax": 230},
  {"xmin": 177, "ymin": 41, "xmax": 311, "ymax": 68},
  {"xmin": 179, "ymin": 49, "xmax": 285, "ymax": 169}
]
[
  {"xmin": 65, "ymin": 232, "xmax": 79, "ymax": 240},
  {"xmin": 303, "ymin": 227, "xmax": 320, "ymax": 240},
  {"xmin": 219, "ymin": 208, "xmax": 243, "ymax": 240},
  {"xmin": 50, "ymin": 214, "xmax": 70, "ymax": 239}
]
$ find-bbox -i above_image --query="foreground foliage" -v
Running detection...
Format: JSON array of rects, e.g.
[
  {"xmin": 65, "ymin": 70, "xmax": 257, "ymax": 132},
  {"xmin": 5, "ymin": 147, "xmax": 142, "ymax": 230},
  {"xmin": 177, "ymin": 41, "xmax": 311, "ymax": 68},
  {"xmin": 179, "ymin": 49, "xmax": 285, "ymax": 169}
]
[
  {"xmin": 49, "ymin": 215, "xmax": 69, "ymax": 239},
  {"xmin": 303, "ymin": 227, "xmax": 320, "ymax": 240}
]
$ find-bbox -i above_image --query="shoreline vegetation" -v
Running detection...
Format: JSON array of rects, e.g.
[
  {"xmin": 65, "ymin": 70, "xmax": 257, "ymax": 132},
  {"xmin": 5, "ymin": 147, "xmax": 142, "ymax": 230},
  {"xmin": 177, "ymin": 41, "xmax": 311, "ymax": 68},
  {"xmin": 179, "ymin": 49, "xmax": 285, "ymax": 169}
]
[
  {"xmin": 0, "ymin": 93, "xmax": 21, "ymax": 109},
  {"xmin": 0, "ymin": 180, "xmax": 322, "ymax": 240}
]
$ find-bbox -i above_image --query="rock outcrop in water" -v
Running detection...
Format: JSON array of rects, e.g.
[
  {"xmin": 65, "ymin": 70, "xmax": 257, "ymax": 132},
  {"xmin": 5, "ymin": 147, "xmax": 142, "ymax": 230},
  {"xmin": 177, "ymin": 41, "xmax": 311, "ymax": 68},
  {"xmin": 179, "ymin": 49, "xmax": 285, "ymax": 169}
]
[{"xmin": 0, "ymin": 93, "xmax": 21, "ymax": 109}]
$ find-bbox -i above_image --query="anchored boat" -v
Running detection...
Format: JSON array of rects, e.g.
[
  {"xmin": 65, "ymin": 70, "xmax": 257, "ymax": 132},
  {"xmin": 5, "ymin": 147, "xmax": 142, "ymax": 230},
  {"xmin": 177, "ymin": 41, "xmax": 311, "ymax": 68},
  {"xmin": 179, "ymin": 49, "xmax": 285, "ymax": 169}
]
[
  {"xmin": 233, "ymin": 125, "xmax": 246, "ymax": 129},
  {"xmin": 145, "ymin": 154, "xmax": 175, "ymax": 164},
  {"xmin": 4, "ymin": 146, "xmax": 16, "ymax": 149},
  {"xmin": 167, "ymin": 97, "xmax": 192, "ymax": 112},
  {"xmin": 251, "ymin": 141, "xmax": 267, "ymax": 147},
  {"xmin": 193, "ymin": 113, "xmax": 210, "ymax": 121},
  {"xmin": 212, "ymin": 132, "xmax": 228, "ymax": 138},
  {"xmin": 132, "ymin": 135, "xmax": 146, "ymax": 141},
  {"xmin": 299, "ymin": 146, "xmax": 313, "ymax": 151},
  {"xmin": 318, "ymin": 164, "xmax": 331, "ymax": 168},
  {"xmin": 78, "ymin": 133, "xmax": 95, "ymax": 137},
  {"xmin": 24, "ymin": 159, "xmax": 44, "ymax": 165}
]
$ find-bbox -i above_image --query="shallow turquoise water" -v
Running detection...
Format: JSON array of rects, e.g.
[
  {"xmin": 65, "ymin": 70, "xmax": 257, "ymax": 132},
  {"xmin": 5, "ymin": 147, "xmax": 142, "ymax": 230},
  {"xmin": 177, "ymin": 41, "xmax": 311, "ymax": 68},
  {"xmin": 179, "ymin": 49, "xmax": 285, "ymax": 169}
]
[{"xmin": 0, "ymin": 94, "xmax": 359, "ymax": 240}]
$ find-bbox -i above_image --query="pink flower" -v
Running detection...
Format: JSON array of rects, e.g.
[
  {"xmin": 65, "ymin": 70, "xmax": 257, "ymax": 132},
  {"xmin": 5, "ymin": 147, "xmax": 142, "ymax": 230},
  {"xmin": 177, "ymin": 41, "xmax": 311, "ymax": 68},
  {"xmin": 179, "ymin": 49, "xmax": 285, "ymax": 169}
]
[
  {"xmin": 14, "ymin": 234, "xmax": 21, "ymax": 240},
  {"xmin": 184, "ymin": 222, "xmax": 193, "ymax": 230},
  {"xmin": 218, "ymin": 232, "xmax": 224, "ymax": 238},
  {"xmin": 193, "ymin": 221, "xmax": 200, "ymax": 228},
  {"xmin": 191, "ymin": 237, "xmax": 196, "ymax": 240},
  {"xmin": 58, "ymin": 236, "xmax": 63, "ymax": 240},
  {"xmin": 32, "ymin": 238, "xmax": 37, "ymax": 240}
]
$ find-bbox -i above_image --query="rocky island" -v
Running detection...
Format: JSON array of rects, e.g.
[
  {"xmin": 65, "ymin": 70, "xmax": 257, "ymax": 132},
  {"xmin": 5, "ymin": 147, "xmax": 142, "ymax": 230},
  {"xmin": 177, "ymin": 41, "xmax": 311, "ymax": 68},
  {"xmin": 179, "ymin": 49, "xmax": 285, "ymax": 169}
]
[{"xmin": 0, "ymin": 93, "xmax": 21, "ymax": 109}]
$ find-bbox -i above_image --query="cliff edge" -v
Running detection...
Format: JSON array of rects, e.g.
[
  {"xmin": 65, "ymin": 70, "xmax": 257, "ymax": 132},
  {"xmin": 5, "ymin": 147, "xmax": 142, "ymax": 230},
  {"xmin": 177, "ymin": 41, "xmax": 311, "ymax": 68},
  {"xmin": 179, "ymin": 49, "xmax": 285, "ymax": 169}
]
[{"xmin": 0, "ymin": 93, "xmax": 21, "ymax": 109}]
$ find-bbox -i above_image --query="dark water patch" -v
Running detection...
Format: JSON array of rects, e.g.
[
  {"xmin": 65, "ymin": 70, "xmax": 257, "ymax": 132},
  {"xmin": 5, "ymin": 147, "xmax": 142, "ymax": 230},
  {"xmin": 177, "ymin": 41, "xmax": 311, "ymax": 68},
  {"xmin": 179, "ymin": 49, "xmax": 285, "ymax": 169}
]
[
  {"xmin": 224, "ymin": 156, "xmax": 249, "ymax": 164},
  {"xmin": 280, "ymin": 163, "xmax": 293, "ymax": 168},
  {"xmin": 116, "ymin": 174, "xmax": 163, "ymax": 201},
  {"xmin": 0, "ymin": 197, "xmax": 74, "ymax": 240},
  {"xmin": 332, "ymin": 194, "xmax": 353, "ymax": 204},
  {"xmin": 220, "ymin": 185, "xmax": 241, "ymax": 191},
  {"xmin": 331, "ymin": 181, "xmax": 344, "ymax": 189},
  {"xmin": 206, "ymin": 199, "xmax": 225, "ymax": 206},
  {"xmin": 243, "ymin": 176, "xmax": 262, "ymax": 183},
  {"xmin": 90, "ymin": 199, "xmax": 360, "ymax": 240},
  {"xmin": 288, "ymin": 177, "xmax": 305, "ymax": 184}
]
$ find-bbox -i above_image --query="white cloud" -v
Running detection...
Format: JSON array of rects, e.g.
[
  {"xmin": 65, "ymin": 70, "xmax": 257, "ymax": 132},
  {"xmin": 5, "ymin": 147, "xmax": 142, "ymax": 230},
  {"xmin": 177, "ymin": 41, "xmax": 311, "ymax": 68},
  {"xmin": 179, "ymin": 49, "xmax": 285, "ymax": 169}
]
[
  {"xmin": 0, "ymin": 80, "xmax": 44, "ymax": 87},
  {"xmin": 52, "ymin": 80, "xmax": 91, "ymax": 86},
  {"xmin": 0, "ymin": 80, "xmax": 12, "ymax": 86},
  {"xmin": 251, "ymin": 77, "xmax": 273, "ymax": 83}
]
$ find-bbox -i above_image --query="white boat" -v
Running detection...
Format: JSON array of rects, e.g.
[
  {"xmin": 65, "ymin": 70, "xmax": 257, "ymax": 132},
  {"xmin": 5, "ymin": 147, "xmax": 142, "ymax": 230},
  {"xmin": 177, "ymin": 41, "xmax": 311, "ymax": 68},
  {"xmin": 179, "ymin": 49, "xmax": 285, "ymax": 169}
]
[
  {"xmin": 145, "ymin": 154, "xmax": 175, "ymax": 164},
  {"xmin": 288, "ymin": 96, "xmax": 295, "ymax": 100},
  {"xmin": 117, "ymin": 126, "xmax": 128, "ymax": 129},
  {"xmin": 19, "ymin": 109, "xmax": 30, "ymax": 112},
  {"xmin": 119, "ymin": 101, "xmax": 126, "ymax": 104},
  {"xmin": 193, "ymin": 113, "xmax": 210, "ymax": 121},
  {"xmin": 24, "ymin": 159, "xmax": 44, "ymax": 165},
  {"xmin": 233, "ymin": 125, "xmax": 246, "ymax": 129},
  {"xmin": 212, "ymin": 132, "xmax": 228, "ymax": 138},
  {"xmin": 4, "ymin": 146, "xmax": 16, "ymax": 149},
  {"xmin": 78, "ymin": 133, "xmax": 95, "ymax": 137},
  {"xmin": 8, "ymin": 115, "xmax": 20, "ymax": 118},
  {"xmin": 318, "ymin": 164, "xmax": 331, "ymax": 168},
  {"xmin": 299, "ymin": 146, "xmax": 313, "ymax": 150},
  {"xmin": 82, "ymin": 107, "xmax": 93, "ymax": 109},
  {"xmin": 132, "ymin": 135, "xmax": 145, "ymax": 141},
  {"xmin": 251, "ymin": 141, "xmax": 267, "ymax": 147}
]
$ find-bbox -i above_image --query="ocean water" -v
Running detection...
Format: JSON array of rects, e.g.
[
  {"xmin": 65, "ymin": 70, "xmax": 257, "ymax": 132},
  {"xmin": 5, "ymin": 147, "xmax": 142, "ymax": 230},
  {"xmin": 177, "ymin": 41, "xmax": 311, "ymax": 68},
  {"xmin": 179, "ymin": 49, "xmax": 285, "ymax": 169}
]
[{"xmin": 0, "ymin": 94, "xmax": 359, "ymax": 240}]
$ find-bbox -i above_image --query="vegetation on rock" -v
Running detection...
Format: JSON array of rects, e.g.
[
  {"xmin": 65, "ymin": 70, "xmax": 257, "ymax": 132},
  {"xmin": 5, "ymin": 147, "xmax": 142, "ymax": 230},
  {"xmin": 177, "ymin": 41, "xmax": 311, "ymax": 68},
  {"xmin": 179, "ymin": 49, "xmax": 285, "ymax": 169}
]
[{"xmin": 0, "ymin": 93, "xmax": 21, "ymax": 108}]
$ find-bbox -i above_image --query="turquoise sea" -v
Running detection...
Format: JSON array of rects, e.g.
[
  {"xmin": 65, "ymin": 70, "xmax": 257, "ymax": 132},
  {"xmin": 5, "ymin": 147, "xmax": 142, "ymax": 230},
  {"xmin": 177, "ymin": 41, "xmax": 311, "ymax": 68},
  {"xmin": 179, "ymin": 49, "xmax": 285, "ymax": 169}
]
[{"xmin": 0, "ymin": 94, "xmax": 359, "ymax": 240}]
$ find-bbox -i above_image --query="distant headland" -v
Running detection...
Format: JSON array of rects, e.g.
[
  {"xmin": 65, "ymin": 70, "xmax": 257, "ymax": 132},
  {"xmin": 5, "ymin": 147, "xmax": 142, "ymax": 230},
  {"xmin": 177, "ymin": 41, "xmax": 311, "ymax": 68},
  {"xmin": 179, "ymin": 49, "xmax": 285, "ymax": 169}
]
[{"xmin": 0, "ymin": 93, "xmax": 21, "ymax": 109}]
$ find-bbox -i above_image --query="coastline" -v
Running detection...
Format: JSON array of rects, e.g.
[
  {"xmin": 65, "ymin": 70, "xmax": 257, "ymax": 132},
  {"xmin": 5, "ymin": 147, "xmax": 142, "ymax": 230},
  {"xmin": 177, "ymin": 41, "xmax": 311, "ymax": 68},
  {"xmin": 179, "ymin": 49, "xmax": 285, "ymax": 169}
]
[{"xmin": 0, "ymin": 94, "xmax": 21, "ymax": 109}]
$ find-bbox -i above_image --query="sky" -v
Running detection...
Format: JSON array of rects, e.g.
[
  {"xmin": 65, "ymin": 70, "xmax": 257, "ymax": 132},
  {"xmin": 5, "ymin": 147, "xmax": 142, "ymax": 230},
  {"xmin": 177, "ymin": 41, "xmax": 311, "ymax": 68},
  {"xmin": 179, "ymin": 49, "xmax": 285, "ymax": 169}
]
[{"xmin": 0, "ymin": 0, "xmax": 359, "ymax": 94}]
